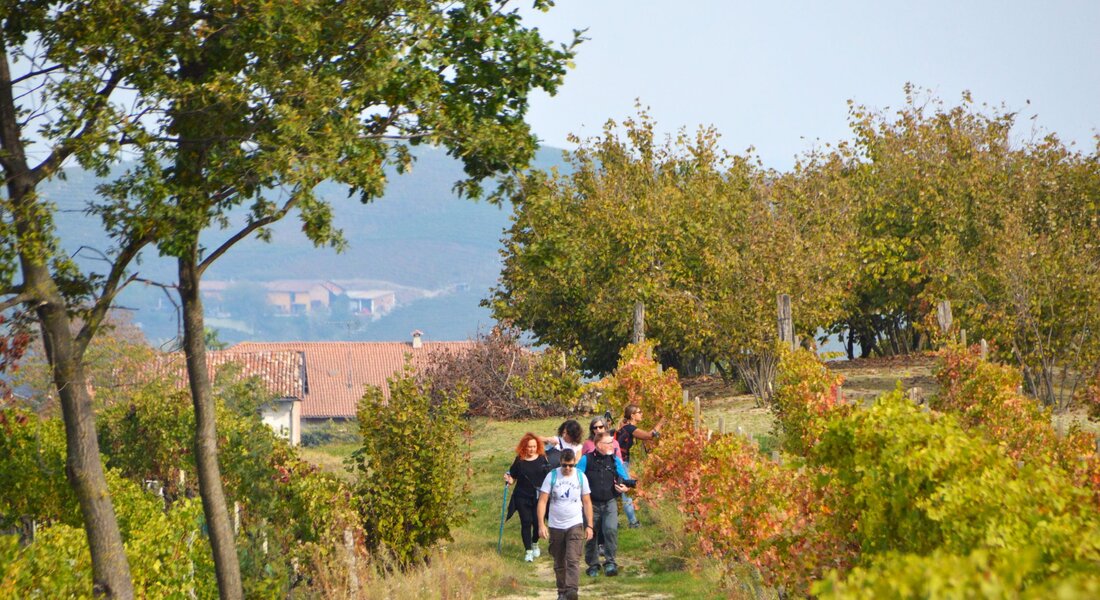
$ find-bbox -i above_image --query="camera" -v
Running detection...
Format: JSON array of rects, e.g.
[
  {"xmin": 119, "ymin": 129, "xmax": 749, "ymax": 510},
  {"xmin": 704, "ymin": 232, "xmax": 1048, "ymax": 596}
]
[{"xmin": 618, "ymin": 478, "xmax": 637, "ymax": 489}]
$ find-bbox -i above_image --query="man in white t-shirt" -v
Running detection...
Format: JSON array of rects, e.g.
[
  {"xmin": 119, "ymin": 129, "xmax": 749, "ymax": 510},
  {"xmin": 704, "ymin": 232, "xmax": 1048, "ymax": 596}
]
[{"xmin": 537, "ymin": 449, "xmax": 593, "ymax": 600}]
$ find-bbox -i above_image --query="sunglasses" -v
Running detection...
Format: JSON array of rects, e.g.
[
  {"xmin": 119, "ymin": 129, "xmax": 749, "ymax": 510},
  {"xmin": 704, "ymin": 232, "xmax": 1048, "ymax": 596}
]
[
  {"xmin": 560, "ymin": 463, "xmax": 576, "ymax": 469},
  {"xmin": 593, "ymin": 425, "xmax": 606, "ymax": 430}
]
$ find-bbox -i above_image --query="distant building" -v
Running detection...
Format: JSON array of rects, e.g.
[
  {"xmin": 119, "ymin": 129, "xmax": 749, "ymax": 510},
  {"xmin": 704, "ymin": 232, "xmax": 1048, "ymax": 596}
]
[
  {"xmin": 262, "ymin": 280, "xmax": 345, "ymax": 315},
  {"xmin": 201, "ymin": 279, "xmax": 397, "ymax": 318},
  {"xmin": 345, "ymin": 289, "xmax": 397, "ymax": 318},
  {"xmin": 231, "ymin": 333, "xmax": 475, "ymax": 420},
  {"xmin": 153, "ymin": 350, "xmax": 306, "ymax": 445}
]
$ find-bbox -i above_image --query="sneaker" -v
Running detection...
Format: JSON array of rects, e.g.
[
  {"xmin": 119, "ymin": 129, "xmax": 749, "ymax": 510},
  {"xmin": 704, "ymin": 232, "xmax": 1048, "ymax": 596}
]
[
  {"xmin": 586, "ymin": 565, "xmax": 601, "ymax": 577},
  {"xmin": 532, "ymin": 544, "xmax": 540, "ymax": 558},
  {"xmin": 628, "ymin": 521, "xmax": 641, "ymax": 529},
  {"xmin": 524, "ymin": 550, "xmax": 534, "ymax": 562},
  {"xmin": 604, "ymin": 563, "xmax": 618, "ymax": 577}
]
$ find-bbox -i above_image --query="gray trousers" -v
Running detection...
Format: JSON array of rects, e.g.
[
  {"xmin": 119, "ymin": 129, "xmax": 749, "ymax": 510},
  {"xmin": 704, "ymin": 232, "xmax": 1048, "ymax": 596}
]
[
  {"xmin": 585, "ymin": 498, "xmax": 618, "ymax": 567},
  {"xmin": 549, "ymin": 523, "xmax": 585, "ymax": 599}
]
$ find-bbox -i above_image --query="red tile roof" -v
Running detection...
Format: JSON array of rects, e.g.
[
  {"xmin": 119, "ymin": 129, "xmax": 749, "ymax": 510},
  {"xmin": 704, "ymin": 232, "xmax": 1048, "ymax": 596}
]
[
  {"xmin": 152, "ymin": 350, "xmax": 306, "ymax": 400},
  {"xmin": 228, "ymin": 341, "xmax": 477, "ymax": 418}
]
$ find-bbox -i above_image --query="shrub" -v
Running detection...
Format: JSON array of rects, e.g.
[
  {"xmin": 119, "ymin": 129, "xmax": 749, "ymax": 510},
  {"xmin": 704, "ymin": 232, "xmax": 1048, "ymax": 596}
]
[
  {"xmin": 350, "ymin": 363, "xmax": 470, "ymax": 565},
  {"xmin": 421, "ymin": 326, "xmax": 583, "ymax": 419},
  {"xmin": 772, "ymin": 344, "xmax": 851, "ymax": 456},
  {"xmin": 594, "ymin": 341, "xmax": 695, "ymax": 498},
  {"xmin": 933, "ymin": 346, "xmax": 1100, "ymax": 506}
]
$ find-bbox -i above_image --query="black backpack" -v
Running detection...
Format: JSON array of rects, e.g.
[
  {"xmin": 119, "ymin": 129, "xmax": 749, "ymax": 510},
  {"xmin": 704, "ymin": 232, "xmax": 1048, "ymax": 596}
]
[{"xmin": 544, "ymin": 437, "xmax": 563, "ymax": 469}]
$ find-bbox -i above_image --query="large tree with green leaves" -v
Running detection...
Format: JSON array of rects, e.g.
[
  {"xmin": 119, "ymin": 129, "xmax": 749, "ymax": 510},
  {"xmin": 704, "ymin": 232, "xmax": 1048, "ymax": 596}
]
[
  {"xmin": 1, "ymin": 2, "xmax": 156, "ymax": 595},
  {"xmin": 489, "ymin": 111, "xmax": 851, "ymax": 393},
  {"xmin": 90, "ymin": 1, "xmax": 578, "ymax": 597},
  {"xmin": 827, "ymin": 87, "xmax": 1100, "ymax": 404},
  {"xmin": 3, "ymin": 1, "xmax": 577, "ymax": 597}
]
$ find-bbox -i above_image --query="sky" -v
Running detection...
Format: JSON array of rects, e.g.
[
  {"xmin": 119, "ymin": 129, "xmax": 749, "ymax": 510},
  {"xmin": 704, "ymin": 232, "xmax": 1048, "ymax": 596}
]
[{"xmin": 521, "ymin": 0, "xmax": 1100, "ymax": 170}]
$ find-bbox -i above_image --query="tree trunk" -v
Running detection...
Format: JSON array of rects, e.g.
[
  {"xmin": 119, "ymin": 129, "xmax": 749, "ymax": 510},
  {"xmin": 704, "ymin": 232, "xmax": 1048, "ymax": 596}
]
[
  {"xmin": 178, "ymin": 251, "xmax": 243, "ymax": 600},
  {"xmin": 28, "ymin": 266, "xmax": 136, "ymax": 599},
  {"xmin": 3, "ymin": 52, "xmax": 135, "ymax": 595}
]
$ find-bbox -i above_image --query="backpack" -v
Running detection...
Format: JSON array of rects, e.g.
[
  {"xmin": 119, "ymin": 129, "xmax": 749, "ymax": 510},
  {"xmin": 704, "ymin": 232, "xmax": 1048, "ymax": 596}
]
[
  {"xmin": 544, "ymin": 437, "xmax": 564, "ymax": 469},
  {"xmin": 583, "ymin": 451, "xmax": 620, "ymax": 502},
  {"xmin": 548, "ymin": 467, "xmax": 583, "ymax": 503}
]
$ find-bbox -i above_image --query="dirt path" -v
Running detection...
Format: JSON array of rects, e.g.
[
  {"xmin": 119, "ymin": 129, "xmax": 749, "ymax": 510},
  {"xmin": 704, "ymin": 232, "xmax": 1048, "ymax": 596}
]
[{"xmin": 493, "ymin": 553, "xmax": 675, "ymax": 600}]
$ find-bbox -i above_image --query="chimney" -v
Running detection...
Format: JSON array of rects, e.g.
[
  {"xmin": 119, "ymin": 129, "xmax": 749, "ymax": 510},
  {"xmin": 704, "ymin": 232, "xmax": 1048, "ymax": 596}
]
[{"xmin": 411, "ymin": 330, "xmax": 423, "ymax": 349}]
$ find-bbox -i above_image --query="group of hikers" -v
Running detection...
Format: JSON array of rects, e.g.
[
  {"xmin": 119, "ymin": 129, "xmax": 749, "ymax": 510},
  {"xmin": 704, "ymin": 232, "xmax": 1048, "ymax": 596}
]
[{"xmin": 503, "ymin": 405, "xmax": 662, "ymax": 600}]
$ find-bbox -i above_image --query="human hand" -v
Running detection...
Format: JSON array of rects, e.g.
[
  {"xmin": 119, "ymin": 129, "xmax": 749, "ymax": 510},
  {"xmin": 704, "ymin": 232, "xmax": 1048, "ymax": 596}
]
[
  {"xmin": 585, "ymin": 526, "xmax": 594, "ymax": 541},
  {"xmin": 539, "ymin": 524, "xmax": 550, "ymax": 540},
  {"xmin": 503, "ymin": 473, "xmax": 514, "ymax": 485},
  {"xmin": 614, "ymin": 483, "xmax": 629, "ymax": 494}
]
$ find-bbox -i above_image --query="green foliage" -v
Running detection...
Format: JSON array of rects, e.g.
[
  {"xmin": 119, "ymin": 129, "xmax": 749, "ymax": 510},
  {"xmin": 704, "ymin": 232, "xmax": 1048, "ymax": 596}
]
[
  {"xmin": 489, "ymin": 111, "xmax": 851, "ymax": 375},
  {"xmin": 0, "ymin": 468, "xmax": 218, "ymax": 599},
  {"xmin": 815, "ymin": 549, "xmax": 1100, "ymax": 599},
  {"xmin": 350, "ymin": 363, "xmax": 471, "ymax": 566},
  {"xmin": 772, "ymin": 345, "xmax": 851, "ymax": 455},
  {"xmin": 95, "ymin": 376, "xmax": 359, "ymax": 593},
  {"xmin": 0, "ymin": 409, "xmax": 79, "ymax": 529}
]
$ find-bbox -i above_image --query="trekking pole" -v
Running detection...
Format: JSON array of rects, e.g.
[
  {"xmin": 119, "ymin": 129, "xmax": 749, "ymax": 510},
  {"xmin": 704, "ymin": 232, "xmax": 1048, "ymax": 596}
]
[{"xmin": 497, "ymin": 479, "xmax": 509, "ymax": 555}]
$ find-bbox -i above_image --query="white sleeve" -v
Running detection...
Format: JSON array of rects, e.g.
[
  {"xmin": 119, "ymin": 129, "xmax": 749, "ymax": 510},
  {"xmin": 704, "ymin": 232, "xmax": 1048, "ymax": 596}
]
[
  {"xmin": 539, "ymin": 471, "xmax": 554, "ymax": 494},
  {"xmin": 580, "ymin": 472, "xmax": 591, "ymax": 495}
]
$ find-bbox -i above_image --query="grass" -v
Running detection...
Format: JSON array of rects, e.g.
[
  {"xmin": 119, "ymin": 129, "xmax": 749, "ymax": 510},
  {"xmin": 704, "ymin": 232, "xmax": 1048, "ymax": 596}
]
[{"xmin": 302, "ymin": 414, "xmax": 731, "ymax": 599}]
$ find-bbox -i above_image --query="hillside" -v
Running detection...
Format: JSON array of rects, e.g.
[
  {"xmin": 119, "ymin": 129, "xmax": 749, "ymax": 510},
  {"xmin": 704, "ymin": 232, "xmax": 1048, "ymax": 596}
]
[{"xmin": 40, "ymin": 146, "xmax": 569, "ymax": 345}]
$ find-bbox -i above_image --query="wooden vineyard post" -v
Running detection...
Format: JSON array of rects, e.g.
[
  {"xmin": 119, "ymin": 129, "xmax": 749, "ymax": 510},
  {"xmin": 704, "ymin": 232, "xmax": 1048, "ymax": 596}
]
[
  {"xmin": 936, "ymin": 300, "xmax": 953, "ymax": 338},
  {"xmin": 980, "ymin": 339, "xmax": 988, "ymax": 361},
  {"xmin": 632, "ymin": 301, "xmax": 645, "ymax": 344},
  {"xmin": 693, "ymin": 398, "xmax": 701, "ymax": 432},
  {"xmin": 777, "ymin": 294, "xmax": 794, "ymax": 350}
]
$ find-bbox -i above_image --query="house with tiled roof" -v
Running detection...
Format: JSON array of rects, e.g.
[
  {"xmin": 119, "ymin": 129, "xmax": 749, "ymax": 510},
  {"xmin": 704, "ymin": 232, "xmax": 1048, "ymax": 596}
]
[
  {"xmin": 152, "ymin": 350, "xmax": 306, "ymax": 445},
  {"xmin": 230, "ymin": 332, "xmax": 476, "ymax": 420}
]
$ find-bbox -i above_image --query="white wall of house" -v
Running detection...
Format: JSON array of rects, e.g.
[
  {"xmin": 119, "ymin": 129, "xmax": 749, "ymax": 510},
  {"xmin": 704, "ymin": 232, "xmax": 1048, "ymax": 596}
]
[{"xmin": 261, "ymin": 398, "xmax": 302, "ymax": 446}]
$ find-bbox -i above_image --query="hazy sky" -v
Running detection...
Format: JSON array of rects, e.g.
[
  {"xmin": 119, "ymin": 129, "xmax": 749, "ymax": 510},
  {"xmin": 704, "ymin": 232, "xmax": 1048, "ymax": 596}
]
[{"xmin": 522, "ymin": 0, "xmax": 1100, "ymax": 169}]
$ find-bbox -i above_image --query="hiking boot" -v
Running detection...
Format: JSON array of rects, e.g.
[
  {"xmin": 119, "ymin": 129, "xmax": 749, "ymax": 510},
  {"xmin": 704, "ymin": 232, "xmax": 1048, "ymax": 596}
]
[
  {"xmin": 628, "ymin": 521, "xmax": 641, "ymax": 529},
  {"xmin": 524, "ymin": 550, "xmax": 534, "ymax": 562},
  {"xmin": 532, "ymin": 543, "xmax": 540, "ymax": 558},
  {"xmin": 586, "ymin": 565, "xmax": 601, "ymax": 577},
  {"xmin": 604, "ymin": 563, "xmax": 619, "ymax": 577}
]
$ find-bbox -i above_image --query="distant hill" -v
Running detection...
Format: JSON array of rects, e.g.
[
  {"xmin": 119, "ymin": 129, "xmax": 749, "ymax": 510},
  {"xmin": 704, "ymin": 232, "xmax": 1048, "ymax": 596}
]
[{"xmin": 40, "ymin": 145, "xmax": 570, "ymax": 345}]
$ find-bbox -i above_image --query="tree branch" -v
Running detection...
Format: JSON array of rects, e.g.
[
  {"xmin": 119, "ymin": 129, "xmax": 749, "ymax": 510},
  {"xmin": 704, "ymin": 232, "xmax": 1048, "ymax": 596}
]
[
  {"xmin": 197, "ymin": 192, "xmax": 306, "ymax": 276},
  {"xmin": 74, "ymin": 232, "xmax": 153, "ymax": 354},
  {"xmin": 10, "ymin": 63, "xmax": 64, "ymax": 86},
  {"xmin": 0, "ymin": 289, "xmax": 31, "ymax": 312},
  {"xmin": 28, "ymin": 69, "xmax": 123, "ymax": 184}
]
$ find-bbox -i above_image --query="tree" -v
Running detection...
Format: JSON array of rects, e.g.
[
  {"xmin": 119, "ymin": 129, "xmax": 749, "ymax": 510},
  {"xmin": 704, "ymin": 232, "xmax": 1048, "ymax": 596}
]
[
  {"xmin": 5, "ymin": 1, "xmax": 577, "ymax": 596},
  {"xmin": 82, "ymin": 2, "xmax": 578, "ymax": 597},
  {"xmin": 1, "ymin": 3, "xmax": 157, "ymax": 594},
  {"xmin": 488, "ymin": 110, "xmax": 851, "ymax": 396},
  {"xmin": 829, "ymin": 87, "xmax": 1100, "ymax": 404}
]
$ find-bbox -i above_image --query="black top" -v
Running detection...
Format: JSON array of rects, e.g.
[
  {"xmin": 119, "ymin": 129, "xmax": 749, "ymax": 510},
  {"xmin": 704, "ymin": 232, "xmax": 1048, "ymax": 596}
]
[
  {"xmin": 617, "ymin": 424, "xmax": 637, "ymax": 462},
  {"xmin": 508, "ymin": 455, "xmax": 550, "ymax": 499}
]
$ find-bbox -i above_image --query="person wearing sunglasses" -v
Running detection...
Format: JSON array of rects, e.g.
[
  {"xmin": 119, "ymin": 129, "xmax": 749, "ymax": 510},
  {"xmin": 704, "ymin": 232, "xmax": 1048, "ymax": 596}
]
[
  {"xmin": 580, "ymin": 417, "xmax": 622, "ymax": 460},
  {"xmin": 537, "ymin": 449, "xmax": 593, "ymax": 600},
  {"xmin": 576, "ymin": 431, "xmax": 633, "ymax": 577}
]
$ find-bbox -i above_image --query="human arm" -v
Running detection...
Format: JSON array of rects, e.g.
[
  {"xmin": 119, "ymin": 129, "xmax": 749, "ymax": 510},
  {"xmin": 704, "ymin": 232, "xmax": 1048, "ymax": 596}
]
[
  {"xmin": 581, "ymin": 494, "xmax": 594, "ymax": 541},
  {"xmin": 536, "ymin": 491, "xmax": 550, "ymax": 541},
  {"xmin": 504, "ymin": 456, "xmax": 520, "ymax": 484},
  {"xmin": 576, "ymin": 454, "xmax": 588, "ymax": 474},
  {"xmin": 613, "ymin": 456, "xmax": 631, "ymax": 480}
]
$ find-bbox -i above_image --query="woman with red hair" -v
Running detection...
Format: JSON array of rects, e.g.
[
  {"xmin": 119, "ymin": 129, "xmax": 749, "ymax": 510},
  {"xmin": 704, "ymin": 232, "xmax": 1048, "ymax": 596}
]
[{"xmin": 504, "ymin": 432, "xmax": 551, "ymax": 561}]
